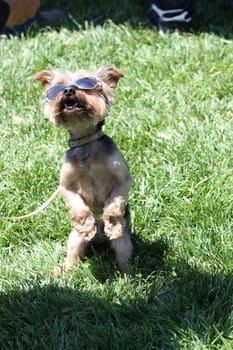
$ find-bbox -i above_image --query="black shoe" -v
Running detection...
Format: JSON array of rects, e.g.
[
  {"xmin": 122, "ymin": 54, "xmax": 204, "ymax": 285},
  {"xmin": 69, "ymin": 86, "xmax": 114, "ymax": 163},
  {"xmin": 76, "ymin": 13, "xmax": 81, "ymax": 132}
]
[{"xmin": 36, "ymin": 9, "xmax": 65, "ymax": 26}]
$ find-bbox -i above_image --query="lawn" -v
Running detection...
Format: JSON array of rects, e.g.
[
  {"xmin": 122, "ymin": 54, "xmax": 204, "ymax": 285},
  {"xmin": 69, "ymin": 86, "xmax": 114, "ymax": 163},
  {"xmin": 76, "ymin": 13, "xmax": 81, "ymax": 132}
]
[{"xmin": 0, "ymin": 0, "xmax": 233, "ymax": 349}]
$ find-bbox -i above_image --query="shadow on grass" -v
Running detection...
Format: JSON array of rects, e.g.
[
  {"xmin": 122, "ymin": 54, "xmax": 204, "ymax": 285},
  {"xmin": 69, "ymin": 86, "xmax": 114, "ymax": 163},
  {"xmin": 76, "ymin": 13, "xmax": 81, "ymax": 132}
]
[
  {"xmin": 192, "ymin": 0, "xmax": 233, "ymax": 37},
  {"xmin": 1, "ymin": 263, "xmax": 233, "ymax": 349},
  {"xmin": 76, "ymin": 229, "xmax": 169, "ymax": 283},
  {"xmin": 17, "ymin": 0, "xmax": 233, "ymax": 39}
]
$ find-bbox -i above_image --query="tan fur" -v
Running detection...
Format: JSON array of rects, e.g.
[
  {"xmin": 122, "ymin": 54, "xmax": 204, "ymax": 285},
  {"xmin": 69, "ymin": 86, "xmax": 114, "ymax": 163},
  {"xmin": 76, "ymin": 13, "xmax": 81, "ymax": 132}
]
[{"xmin": 35, "ymin": 67, "xmax": 133, "ymax": 275}]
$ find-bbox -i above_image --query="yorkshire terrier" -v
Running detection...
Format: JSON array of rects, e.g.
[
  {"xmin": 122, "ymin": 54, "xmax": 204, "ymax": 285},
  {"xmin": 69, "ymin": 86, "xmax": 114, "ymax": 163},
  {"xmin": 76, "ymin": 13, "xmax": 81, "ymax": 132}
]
[{"xmin": 35, "ymin": 67, "xmax": 133, "ymax": 275}]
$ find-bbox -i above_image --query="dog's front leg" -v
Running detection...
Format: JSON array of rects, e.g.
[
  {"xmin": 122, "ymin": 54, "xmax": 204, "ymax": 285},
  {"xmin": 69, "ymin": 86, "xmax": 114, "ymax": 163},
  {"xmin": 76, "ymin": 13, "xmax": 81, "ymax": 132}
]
[
  {"xmin": 103, "ymin": 196, "xmax": 127, "ymax": 240},
  {"xmin": 103, "ymin": 178, "xmax": 131, "ymax": 240},
  {"xmin": 60, "ymin": 186, "xmax": 97, "ymax": 241}
]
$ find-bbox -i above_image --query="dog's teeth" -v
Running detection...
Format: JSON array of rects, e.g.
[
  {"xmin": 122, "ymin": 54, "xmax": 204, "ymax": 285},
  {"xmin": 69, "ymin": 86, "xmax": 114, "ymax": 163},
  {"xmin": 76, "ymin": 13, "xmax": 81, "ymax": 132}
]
[
  {"xmin": 64, "ymin": 102, "xmax": 79, "ymax": 110},
  {"xmin": 65, "ymin": 104, "xmax": 73, "ymax": 110}
]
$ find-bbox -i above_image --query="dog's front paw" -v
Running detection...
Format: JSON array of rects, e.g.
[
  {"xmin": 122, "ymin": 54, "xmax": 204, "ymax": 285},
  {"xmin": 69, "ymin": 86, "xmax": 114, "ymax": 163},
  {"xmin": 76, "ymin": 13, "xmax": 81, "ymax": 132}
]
[
  {"xmin": 72, "ymin": 215, "xmax": 97, "ymax": 241},
  {"xmin": 104, "ymin": 216, "xmax": 125, "ymax": 240},
  {"xmin": 103, "ymin": 200, "xmax": 126, "ymax": 218},
  {"xmin": 69, "ymin": 205, "xmax": 91, "ymax": 224}
]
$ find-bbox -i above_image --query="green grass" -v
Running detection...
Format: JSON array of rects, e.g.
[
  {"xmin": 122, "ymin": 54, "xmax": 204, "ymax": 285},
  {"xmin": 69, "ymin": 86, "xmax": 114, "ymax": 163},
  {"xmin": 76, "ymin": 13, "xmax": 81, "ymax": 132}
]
[{"xmin": 0, "ymin": 0, "xmax": 233, "ymax": 349}]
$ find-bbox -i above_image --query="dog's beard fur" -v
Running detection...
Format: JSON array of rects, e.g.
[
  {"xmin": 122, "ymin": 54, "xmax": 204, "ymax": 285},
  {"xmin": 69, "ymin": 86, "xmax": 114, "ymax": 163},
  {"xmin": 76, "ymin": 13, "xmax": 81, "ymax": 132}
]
[{"xmin": 35, "ymin": 67, "xmax": 133, "ymax": 276}]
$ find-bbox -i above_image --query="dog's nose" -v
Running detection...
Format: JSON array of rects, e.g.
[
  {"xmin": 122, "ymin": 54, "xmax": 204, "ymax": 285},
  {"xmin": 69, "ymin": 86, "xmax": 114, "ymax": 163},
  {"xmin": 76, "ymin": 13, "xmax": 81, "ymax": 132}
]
[{"xmin": 63, "ymin": 86, "xmax": 75, "ymax": 96}]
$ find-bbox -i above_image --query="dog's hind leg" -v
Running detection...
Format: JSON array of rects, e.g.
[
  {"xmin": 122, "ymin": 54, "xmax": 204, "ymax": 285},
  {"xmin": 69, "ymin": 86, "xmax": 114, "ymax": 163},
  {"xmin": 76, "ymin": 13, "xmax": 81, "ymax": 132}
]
[
  {"xmin": 110, "ymin": 233, "xmax": 133, "ymax": 274},
  {"xmin": 54, "ymin": 229, "xmax": 88, "ymax": 277},
  {"xmin": 64, "ymin": 229, "xmax": 88, "ymax": 270}
]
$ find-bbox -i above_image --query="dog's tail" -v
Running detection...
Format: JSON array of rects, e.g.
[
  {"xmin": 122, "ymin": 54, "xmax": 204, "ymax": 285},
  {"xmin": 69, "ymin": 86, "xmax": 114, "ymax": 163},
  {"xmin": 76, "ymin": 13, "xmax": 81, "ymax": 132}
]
[{"xmin": 0, "ymin": 187, "xmax": 60, "ymax": 220}]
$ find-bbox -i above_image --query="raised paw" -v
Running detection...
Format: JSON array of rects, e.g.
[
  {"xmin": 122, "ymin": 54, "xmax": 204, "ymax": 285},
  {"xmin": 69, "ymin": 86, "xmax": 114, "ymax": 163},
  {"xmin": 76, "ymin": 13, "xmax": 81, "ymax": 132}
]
[
  {"xmin": 72, "ymin": 215, "xmax": 97, "ymax": 241},
  {"xmin": 69, "ymin": 205, "xmax": 91, "ymax": 224},
  {"xmin": 104, "ymin": 216, "xmax": 125, "ymax": 240},
  {"xmin": 103, "ymin": 198, "xmax": 126, "ymax": 219}
]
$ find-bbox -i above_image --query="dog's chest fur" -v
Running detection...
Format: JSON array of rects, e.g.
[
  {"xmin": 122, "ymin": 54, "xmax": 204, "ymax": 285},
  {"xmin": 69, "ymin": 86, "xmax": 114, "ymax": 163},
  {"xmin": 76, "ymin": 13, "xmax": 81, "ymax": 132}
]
[{"xmin": 60, "ymin": 135, "xmax": 128, "ymax": 214}]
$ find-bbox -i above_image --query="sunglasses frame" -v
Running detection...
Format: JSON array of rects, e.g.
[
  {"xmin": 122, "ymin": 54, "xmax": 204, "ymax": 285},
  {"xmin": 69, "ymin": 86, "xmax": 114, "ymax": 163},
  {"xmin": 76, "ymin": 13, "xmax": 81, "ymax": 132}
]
[{"xmin": 46, "ymin": 77, "xmax": 101, "ymax": 100}]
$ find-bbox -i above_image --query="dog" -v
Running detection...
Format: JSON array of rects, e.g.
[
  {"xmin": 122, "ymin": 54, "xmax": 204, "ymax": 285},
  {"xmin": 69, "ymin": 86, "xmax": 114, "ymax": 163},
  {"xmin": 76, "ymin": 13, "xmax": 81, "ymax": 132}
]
[{"xmin": 35, "ymin": 66, "xmax": 133, "ymax": 275}]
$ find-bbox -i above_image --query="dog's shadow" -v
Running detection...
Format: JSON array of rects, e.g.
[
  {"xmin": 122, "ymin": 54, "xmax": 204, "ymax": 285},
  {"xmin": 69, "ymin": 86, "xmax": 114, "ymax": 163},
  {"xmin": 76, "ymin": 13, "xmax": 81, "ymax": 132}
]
[
  {"xmin": 87, "ymin": 233, "xmax": 169, "ymax": 282},
  {"xmin": 131, "ymin": 235, "xmax": 169, "ymax": 275}
]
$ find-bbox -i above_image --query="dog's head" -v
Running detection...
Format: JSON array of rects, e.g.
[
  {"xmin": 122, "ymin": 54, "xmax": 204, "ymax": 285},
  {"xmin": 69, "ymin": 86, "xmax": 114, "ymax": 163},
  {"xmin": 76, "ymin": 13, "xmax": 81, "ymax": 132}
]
[{"xmin": 35, "ymin": 67, "xmax": 123, "ymax": 132}]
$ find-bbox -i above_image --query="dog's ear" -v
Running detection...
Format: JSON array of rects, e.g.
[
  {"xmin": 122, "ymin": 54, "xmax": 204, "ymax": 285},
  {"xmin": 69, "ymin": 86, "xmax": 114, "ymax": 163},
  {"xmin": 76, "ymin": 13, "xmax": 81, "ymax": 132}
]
[
  {"xmin": 34, "ymin": 70, "xmax": 54, "ymax": 90},
  {"xmin": 96, "ymin": 67, "xmax": 124, "ymax": 89}
]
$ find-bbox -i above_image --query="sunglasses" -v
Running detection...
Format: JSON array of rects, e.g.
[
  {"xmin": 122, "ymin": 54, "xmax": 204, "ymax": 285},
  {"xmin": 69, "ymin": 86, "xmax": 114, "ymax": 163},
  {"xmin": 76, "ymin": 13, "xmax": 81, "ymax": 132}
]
[{"xmin": 46, "ymin": 77, "xmax": 101, "ymax": 100}]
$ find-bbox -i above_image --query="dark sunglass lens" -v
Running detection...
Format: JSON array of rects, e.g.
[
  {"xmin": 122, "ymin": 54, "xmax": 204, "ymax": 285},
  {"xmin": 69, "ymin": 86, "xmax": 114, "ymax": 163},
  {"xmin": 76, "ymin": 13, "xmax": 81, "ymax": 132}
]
[
  {"xmin": 46, "ymin": 84, "xmax": 64, "ymax": 100},
  {"xmin": 75, "ymin": 77, "xmax": 98, "ymax": 90}
]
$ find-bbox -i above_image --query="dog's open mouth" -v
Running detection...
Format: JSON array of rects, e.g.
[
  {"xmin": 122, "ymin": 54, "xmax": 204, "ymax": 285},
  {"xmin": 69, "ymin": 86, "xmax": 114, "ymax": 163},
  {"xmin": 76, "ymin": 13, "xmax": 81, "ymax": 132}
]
[
  {"xmin": 59, "ymin": 97, "xmax": 93, "ymax": 117},
  {"xmin": 63, "ymin": 99, "xmax": 80, "ymax": 111}
]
